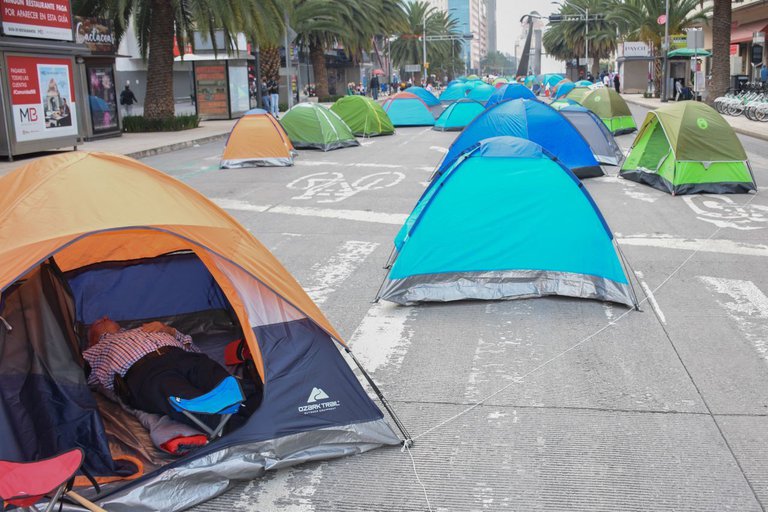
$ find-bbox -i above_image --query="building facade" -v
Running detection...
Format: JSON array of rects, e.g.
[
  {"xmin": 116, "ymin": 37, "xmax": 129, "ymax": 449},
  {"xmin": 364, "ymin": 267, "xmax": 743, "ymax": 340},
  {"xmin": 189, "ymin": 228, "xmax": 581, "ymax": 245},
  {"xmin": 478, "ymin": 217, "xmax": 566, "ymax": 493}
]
[
  {"xmin": 487, "ymin": 0, "xmax": 497, "ymax": 54},
  {"xmin": 446, "ymin": 0, "xmax": 488, "ymax": 73}
]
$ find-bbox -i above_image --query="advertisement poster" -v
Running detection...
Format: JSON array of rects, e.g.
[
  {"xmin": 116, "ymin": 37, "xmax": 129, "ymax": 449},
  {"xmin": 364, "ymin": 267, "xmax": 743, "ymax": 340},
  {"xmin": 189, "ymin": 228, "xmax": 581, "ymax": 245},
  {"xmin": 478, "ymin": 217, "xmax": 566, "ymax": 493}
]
[
  {"xmin": 195, "ymin": 63, "xmax": 228, "ymax": 118},
  {"xmin": 7, "ymin": 55, "xmax": 77, "ymax": 142},
  {"xmin": 87, "ymin": 66, "xmax": 118, "ymax": 133},
  {"xmin": 1, "ymin": 0, "xmax": 73, "ymax": 41}
]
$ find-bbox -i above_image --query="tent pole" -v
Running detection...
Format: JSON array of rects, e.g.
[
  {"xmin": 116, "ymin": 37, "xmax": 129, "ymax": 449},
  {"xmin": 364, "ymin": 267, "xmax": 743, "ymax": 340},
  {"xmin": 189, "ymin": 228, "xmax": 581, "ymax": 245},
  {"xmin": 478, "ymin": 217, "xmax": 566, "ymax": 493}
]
[
  {"xmin": 615, "ymin": 240, "xmax": 642, "ymax": 311},
  {"xmin": 343, "ymin": 346, "xmax": 413, "ymax": 447},
  {"xmin": 383, "ymin": 245, "xmax": 396, "ymax": 269}
]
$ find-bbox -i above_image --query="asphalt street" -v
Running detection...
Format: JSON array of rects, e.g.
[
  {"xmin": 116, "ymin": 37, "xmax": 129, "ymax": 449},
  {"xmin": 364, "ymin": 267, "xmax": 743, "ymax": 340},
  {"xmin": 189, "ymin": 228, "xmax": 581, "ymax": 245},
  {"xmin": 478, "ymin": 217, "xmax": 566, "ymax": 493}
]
[{"xmin": 141, "ymin": 103, "xmax": 768, "ymax": 511}]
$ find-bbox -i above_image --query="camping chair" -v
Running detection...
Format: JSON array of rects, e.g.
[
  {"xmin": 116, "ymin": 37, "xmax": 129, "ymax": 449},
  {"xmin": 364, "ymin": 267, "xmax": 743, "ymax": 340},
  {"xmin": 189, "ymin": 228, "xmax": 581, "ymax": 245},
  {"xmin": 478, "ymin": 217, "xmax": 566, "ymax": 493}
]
[
  {"xmin": 0, "ymin": 448, "xmax": 105, "ymax": 512},
  {"xmin": 168, "ymin": 376, "xmax": 245, "ymax": 439}
]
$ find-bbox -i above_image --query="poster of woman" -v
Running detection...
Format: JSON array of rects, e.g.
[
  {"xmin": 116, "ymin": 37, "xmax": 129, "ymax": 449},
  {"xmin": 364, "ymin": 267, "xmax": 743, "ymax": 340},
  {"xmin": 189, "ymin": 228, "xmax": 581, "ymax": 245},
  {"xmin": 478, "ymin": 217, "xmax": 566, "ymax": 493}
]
[{"xmin": 38, "ymin": 64, "xmax": 73, "ymax": 129}]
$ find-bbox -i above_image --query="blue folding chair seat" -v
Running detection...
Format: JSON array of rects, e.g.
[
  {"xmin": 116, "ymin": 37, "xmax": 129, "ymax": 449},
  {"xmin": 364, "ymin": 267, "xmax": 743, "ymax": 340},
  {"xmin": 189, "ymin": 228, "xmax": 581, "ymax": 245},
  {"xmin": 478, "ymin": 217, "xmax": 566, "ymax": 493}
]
[{"xmin": 168, "ymin": 376, "xmax": 244, "ymax": 439}]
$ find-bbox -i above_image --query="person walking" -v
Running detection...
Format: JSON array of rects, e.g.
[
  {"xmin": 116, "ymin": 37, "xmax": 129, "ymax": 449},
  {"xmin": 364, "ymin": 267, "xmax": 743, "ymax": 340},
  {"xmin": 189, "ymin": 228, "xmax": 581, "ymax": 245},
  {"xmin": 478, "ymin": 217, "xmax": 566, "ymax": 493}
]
[
  {"xmin": 119, "ymin": 85, "xmax": 138, "ymax": 116},
  {"xmin": 267, "ymin": 78, "xmax": 280, "ymax": 118},
  {"xmin": 370, "ymin": 74, "xmax": 380, "ymax": 100},
  {"xmin": 613, "ymin": 73, "xmax": 621, "ymax": 94},
  {"xmin": 260, "ymin": 80, "xmax": 271, "ymax": 112}
]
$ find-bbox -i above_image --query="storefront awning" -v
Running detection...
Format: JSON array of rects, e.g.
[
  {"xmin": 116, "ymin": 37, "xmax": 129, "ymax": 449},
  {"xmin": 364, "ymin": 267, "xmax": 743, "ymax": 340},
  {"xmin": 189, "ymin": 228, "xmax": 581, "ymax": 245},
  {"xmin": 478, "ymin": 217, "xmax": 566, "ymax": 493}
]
[{"xmin": 731, "ymin": 20, "xmax": 768, "ymax": 43}]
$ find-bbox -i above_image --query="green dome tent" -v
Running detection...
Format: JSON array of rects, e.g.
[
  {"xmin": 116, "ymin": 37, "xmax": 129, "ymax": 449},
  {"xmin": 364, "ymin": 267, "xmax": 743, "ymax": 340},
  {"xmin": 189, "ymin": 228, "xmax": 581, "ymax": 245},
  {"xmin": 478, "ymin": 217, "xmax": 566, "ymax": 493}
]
[
  {"xmin": 620, "ymin": 102, "xmax": 756, "ymax": 195},
  {"xmin": 280, "ymin": 103, "xmax": 360, "ymax": 151},
  {"xmin": 579, "ymin": 88, "xmax": 637, "ymax": 135},
  {"xmin": 565, "ymin": 86, "xmax": 594, "ymax": 105},
  {"xmin": 330, "ymin": 96, "xmax": 394, "ymax": 137}
]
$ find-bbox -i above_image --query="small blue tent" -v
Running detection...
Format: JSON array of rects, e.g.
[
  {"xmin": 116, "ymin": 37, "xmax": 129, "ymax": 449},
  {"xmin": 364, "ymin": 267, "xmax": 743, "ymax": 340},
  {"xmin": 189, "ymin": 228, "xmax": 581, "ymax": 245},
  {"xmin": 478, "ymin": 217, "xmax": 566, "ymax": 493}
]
[
  {"xmin": 437, "ymin": 99, "xmax": 603, "ymax": 179},
  {"xmin": 439, "ymin": 82, "xmax": 472, "ymax": 102},
  {"xmin": 433, "ymin": 99, "xmax": 485, "ymax": 131},
  {"xmin": 553, "ymin": 81, "xmax": 576, "ymax": 99},
  {"xmin": 405, "ymin": 86, "xmax": 441, "ymax": 106},
  {"xmin": 378, "ymin": 137, "xmax": 636, "ymax": 307},
  {"xmin": 381, "ymin": 92, "xmax": 436, "ymax": 126},
  {"xmin": 467, "ymin": 83, "xmax": 495, "ymax": 103},
  {"xmin": 485, "ymin": 83, "xmax": 536, "ymax": 109}
]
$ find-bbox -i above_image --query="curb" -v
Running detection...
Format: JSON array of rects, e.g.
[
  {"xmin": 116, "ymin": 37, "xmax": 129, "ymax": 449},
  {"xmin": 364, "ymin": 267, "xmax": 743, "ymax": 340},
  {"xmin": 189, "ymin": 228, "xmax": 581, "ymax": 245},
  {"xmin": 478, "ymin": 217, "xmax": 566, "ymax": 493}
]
[
  {"xmin": 623, "ymin": 96, "xmax": 768, "ymax": 142},
  {"xmin": 124, "ymin": 132, "xmax": 230, "ymax": 160}
]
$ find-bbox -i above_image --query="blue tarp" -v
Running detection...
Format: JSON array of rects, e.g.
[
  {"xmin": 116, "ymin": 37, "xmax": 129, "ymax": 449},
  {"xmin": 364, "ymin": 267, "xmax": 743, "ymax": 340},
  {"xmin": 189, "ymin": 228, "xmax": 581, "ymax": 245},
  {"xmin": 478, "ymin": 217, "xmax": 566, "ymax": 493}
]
[
  {"xmin": 382, "ymin": 95, "xmax": 436, "ymax": 126},
  {"xmin": 437, "ymin": 99, "xmax": 602, "ymax": 179},
  {"xmin": 383, "ymin": 136, "xmax": 632, "ymax": 306},
  {"xmin": 485, "ymin": 83, "xmax": 536, "ymax": 109}
]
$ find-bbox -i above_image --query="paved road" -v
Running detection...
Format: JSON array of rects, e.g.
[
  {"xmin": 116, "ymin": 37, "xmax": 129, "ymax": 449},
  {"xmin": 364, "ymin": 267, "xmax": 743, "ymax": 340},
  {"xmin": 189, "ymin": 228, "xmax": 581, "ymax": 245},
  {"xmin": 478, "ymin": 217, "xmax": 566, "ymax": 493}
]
[{"xmin": 142, "ymin": 102, "xmax": 768, "ymax": 511}]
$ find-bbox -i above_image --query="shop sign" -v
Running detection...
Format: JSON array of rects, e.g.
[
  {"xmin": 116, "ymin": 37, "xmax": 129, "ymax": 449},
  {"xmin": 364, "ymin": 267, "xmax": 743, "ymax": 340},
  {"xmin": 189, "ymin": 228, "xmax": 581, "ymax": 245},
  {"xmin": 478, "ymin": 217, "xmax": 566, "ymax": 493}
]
[
  {"xmin": 74, "ymin": 16, "xmax": 115, "ymax": 53},
  {"xmin": 730, "ymin": 44, "xmax": 739, "ymax": 56},
  {"xmin": 6, "ymin": 55, "xmax": 77, "ymax": 142},
  {"xmin": 622, "ymin": 42, "xmax": 650, "ymax": 58},
  {"xmin": 0, "ymin": 0, "xmax": 73, "ymax": 41},
  {"xmin": 670, "ymin": 34, "xmax": 687, "ymax": 50}
]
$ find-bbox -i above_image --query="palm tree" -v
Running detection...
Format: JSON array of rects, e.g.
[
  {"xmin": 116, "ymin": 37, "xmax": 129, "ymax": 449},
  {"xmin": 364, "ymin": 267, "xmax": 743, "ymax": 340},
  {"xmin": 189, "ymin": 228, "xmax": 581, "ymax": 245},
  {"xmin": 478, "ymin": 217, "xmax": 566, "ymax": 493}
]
[
  {"xmin": 607, "ymin": 0, "xmax": 710, "ymax": 96},
  {"xmin": 293, "ymin": 0, "xmax": 406, "ymax": 98},
  {"xmin": 390, "ymin": 1, "xmax": 462, "ymax": 82},
  {"xmin": 708, "ymin": 0, "xmax": 732, "ymax": 105},
  {"xmin": 74, "ymin": 0, "xmax": 284, "ymax": 120}
]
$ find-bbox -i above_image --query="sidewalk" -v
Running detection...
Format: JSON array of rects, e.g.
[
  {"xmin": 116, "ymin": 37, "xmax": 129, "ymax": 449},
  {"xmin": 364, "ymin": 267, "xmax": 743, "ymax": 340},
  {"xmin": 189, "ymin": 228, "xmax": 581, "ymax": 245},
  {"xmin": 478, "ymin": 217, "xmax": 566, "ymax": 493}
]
[
  {"xmin": 622, "ymin": 94, "xmax": 768, "ymax": 141},
  {"xmin": 0, "ymin": 118, "xmax": 237, "ymax": 176}
]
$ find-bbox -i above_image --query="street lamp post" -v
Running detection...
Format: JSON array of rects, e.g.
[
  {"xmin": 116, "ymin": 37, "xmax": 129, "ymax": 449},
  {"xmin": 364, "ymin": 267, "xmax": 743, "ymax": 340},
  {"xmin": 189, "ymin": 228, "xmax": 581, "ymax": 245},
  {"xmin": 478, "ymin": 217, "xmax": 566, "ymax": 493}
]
[
  {"xmin": 661, "ymin": 0, "xmax": 670, "ymax": 102},
  {"xmin": 422, "ymin": 11, "xmax": 428, "ymax": 85}
]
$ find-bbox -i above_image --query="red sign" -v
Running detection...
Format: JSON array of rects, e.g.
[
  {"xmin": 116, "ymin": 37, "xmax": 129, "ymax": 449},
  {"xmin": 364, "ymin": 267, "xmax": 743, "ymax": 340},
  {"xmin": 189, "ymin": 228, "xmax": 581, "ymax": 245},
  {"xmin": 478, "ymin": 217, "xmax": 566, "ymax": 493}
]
[
  {"xmin": 730, "ymin": 44, "xmax": 739, "ymax": 56},
  {"xmin": 657, "ymin": 14, "xmax": 666, "ymax": 25},
  {"xmin": 6, "ymin": 55, "xmax": 77, "ymax": 141},
  {"xmin": 0, "ymin": 0, "xmax": 73, "ymax": 41}
]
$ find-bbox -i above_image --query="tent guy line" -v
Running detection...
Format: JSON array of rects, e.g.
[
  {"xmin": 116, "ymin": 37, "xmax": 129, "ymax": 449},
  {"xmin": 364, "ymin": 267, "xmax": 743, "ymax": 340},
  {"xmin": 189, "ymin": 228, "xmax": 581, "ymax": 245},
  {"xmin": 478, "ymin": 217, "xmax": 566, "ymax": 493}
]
[{"xmin": 408, "ymin": 191, "xmax": 761, "ymax": 444}]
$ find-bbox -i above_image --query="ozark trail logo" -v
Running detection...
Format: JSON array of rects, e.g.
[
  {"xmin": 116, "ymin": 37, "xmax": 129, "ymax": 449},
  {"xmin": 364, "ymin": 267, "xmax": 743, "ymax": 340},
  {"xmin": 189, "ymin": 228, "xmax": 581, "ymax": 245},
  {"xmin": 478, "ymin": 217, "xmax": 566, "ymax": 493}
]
[{"xmin": 298, "ymin": 387, "xmax": 341, "ymax": 414}]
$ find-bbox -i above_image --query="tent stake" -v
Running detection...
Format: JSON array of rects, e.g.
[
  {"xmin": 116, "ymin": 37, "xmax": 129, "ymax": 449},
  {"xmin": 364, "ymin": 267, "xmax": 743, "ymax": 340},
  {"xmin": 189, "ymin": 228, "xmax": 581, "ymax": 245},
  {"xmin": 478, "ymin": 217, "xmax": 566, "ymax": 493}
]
[{"xmin": 344, "ymin": 346, "xmax": 413, "ymax": 447}]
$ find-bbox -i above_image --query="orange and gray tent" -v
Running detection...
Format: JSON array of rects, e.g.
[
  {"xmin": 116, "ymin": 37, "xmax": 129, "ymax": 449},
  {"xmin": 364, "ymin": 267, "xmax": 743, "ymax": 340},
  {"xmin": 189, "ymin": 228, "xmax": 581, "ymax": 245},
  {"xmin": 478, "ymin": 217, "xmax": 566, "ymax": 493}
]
[
  {"xmin": 0, "ymin": 152, "xmax": 404, "ymax": 511},
  {"xmin": 220, "ymin": 108, "xmax": 296, "ymax": 168}
]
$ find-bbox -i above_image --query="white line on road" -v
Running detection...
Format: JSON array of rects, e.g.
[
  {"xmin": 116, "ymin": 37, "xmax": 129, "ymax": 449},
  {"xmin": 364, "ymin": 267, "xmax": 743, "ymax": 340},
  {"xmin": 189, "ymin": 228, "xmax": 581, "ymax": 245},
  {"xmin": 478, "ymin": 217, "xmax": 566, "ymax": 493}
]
[
  {"xmin": 635, "ymin": 270, "xmax": 665, "ymax": 324},
  {"xmin": 348, "ymin": 302, "xmax": 413, "ymax": 374},
  {"xmin": 212, "ymin": 198, "xmax": 271, "ymax": 212},
  {"xmin": 699, "ymin": 276, "xmax": 768, "ymax": 362},
  {"xmin": 269, "ymin": 205, "xmax": 407, "ymax": 225},
  {"xmin": 429, "ymin": 146, "xmax": 448, "ymax": 154},
  {"xmin": 618, "ymin": 236, "xmax": 768, "ymax": 257},
  {"xmin": 304, "ymin": 241, "xmax": 379, "ymax": 304}
]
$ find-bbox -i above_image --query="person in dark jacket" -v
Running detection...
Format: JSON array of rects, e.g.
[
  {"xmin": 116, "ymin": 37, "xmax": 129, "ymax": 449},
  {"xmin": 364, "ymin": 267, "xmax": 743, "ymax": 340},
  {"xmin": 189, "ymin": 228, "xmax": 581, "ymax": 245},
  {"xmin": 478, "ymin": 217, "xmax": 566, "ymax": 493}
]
[
  {"xmin": 370, "ymin": 75, "xmax": 380, "ymax": 100},
  {"xmin": 613, "ymin": 74, "xmax": 621, "ymax": 93}
]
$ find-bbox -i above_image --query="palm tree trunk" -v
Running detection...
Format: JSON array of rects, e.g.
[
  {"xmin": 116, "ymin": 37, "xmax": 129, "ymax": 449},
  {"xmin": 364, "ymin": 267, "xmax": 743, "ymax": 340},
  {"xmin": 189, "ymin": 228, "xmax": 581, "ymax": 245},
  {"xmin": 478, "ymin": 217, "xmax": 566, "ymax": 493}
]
[
  {"xmin": 310, "ymin": 41, "xmax": 329, "ymax": 98},
  {"xmin": 654, "ymin": 45, "xmax": 662, "ymax": 98},
  {"xmin": 708, "ymin": 0, "xmax": 732, "ymax": 105},
  {"xmin": 260, "ymin": 45, "xmax": 280, "ymax": 82},
  {"xmin": 144, "ymin": 0, "xmax": 175, "ymax": 120}
]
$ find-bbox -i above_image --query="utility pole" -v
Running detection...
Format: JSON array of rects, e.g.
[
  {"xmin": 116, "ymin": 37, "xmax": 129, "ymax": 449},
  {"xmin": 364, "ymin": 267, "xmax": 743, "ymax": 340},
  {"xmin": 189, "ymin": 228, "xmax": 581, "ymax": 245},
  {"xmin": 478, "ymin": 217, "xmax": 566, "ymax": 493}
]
[
  {"xmin": 423, "ymin": 11, "xmax": 428, "ymax": 84},
  {"xmin": 284, "ymin": 10, "xmax": 294, "ymax": 109},
  {"xmin": 661, "ymin": 0, "xmax": 670, "ymax": 102}
]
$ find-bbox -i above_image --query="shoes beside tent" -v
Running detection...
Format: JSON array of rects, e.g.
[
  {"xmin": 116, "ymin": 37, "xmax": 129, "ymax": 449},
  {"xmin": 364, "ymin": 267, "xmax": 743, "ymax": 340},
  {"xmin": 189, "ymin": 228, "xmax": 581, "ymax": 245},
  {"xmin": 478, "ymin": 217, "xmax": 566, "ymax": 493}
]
[
  {"xmin": 381, "ymin": 92, "xmax": 436, "ymax": 126},
  {"xmin": 620, "ymin": 102, "xmax": 756, "ymax": 194},
  {"xmin": 0, "ymin": 152, "xmax": 404, "ymax": 511},
  {"xmin": 485, "ymin": 83, "xmax": 535, "ymax": 109},
  {"xmin": 330, "ymin": 96, "xmax": 394, "ymax": 137},
  {"xmin": 377, "ymin": 137, "xmax": 637, "ymax": 307},
  {"xmin": 280, "ymin": 103, "xmax": 359, "ymax": 151},
  {"xmin": 550, "ymin": 101, "xmax": 624, "ymax": 166},
  {"xmin": 568, "ymin": 88, "xmax": 637, "ymax": 135},
  {"xmin": 436, "ymin": 98, "xmax": 603, "ymax": 179},
  {"xmin": 433, "ymin": 99, "xmax": 485, "ymax": 131},
  {"xmin": 220, "ymin": 108, "xmax": 296, "ymax": 168}
]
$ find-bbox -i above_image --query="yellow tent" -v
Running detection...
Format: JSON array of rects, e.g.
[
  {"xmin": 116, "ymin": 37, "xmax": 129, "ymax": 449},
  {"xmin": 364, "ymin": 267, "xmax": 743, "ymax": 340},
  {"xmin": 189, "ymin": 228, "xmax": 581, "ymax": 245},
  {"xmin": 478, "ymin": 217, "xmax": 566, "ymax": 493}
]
[{"xmin": 220, "ymin": 110, "xmax": 296, "ymax": 168}]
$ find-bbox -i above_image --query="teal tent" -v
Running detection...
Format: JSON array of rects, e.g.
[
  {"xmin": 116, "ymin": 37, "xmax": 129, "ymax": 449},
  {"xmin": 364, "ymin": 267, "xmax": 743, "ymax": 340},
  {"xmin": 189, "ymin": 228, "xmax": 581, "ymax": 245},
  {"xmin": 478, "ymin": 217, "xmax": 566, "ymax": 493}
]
[
  {"xmin": 377, "ymin": 136, "xmax": 636, "ymax": 307},
  {"xmin": 433, "ymin": 99, "xmax": 485, "ymax": 131}
]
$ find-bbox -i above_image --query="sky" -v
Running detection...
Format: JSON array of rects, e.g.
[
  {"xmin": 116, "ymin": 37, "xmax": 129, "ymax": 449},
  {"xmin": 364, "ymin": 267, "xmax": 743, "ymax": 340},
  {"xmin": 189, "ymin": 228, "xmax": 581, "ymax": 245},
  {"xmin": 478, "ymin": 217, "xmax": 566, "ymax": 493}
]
[{"xmin": 496, "ymin": 1, "xmax": 557, "ymax": 56}]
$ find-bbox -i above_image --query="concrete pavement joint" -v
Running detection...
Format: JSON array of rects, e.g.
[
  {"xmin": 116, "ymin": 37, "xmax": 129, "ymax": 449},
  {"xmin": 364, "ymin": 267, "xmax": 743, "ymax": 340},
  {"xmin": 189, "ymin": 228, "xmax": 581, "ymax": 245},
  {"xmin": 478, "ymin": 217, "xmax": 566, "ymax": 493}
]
[{"xmin": 125, "ymin": 132, "xmax": 229, "ymax": 160}]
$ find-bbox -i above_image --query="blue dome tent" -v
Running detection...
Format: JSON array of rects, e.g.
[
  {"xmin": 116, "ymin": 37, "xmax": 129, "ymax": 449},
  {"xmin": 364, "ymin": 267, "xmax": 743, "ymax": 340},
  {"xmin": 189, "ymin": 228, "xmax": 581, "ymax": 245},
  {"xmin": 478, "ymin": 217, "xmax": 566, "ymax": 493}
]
[
  {"xmin": 405, "ymin": 86, "xmax": 441, "ymax": 106},
  {"xmin": 436, "ymin": 99, "xmax": 603, "ymax": 179},
  {"xmin": 433, "ymin": 99, "xmax": 485, "ymax": 131},
  {"xmin": 381, "ymin": 92, "xmax": 436, "ymax": 126},
  {"xmin": 467, "ymin": 83, "xmax": 495, "ymax": 103},
  {"xmin": 551, "ymin": 103, "xmax": 624, "ymax": 166},
  {"xmin": 377, "ymin": 137, "xmax": 637, "ymax": 307},
  {"xmin": 485, "ymin": 83, "xmax": 536, "ymax": 109},
  {"xmin": 439, "ymin": 82, "xmax": 473, "ymax": 102}
]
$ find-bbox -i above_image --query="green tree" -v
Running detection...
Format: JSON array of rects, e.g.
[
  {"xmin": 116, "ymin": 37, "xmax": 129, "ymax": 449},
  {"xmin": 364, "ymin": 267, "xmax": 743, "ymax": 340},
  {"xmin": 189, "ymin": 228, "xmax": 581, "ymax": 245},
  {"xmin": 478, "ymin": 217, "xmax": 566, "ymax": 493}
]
[
  {"xmin": 481, "ymin": 51, "xmax": 517, "ymax": 76},
  {"xmin": 390, "ymin": 1, "xmax": 462, "ymax": 83},
  {"xmin": 74, "ymin": 0, "xmax": 284, "ymax": 120},
  {"xmin": 607, "ymin": 0, "xmax": 709, "ymax": 96},
  {"xmin": 293, "ymin": 0, "xmax": 406, "ymax": 98}
]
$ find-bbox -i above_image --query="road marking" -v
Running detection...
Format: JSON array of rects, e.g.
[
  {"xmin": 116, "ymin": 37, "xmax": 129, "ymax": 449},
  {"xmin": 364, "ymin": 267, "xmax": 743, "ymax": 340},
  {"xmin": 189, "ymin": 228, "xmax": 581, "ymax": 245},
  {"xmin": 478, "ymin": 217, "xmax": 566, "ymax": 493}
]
[
  {"xmin": 429, "ymin": 146, "xmax": 448, "ymax": 154},
  {"xmin": 618, "ymin": 236, "xmax": 768, "ymax": 257},
  {"xmin": 348, "ymin": 302, "xmax": 413, "ymax": 374},
  {"xmin": 213, "ymin": 198, "xmax": 271, "ymax": 212},
  {"xmin": 635, "ymin": 270, "xmax": 665, "ymax": 324},
  {"xmin": 699, "ymin": 277, "xmax": 768, "ymax": 362},
  {"xmin": 360, "ymin": 140, "xmax": 376, "ymax": 146},
  {"xmin": 683, "ymin": 195, "xmax": 768, "ymax": 230},
  {"xmin": 399, "ymin": 127, "xmax": 431, "ymax": 145},
  {"xmin": 269, "ymin": 205, "xmax": 407, "ymax": 225},
  {"xmin": 287, "ymin": 171, "xmax": 405, "ymax": 203},
  {"xmin": 296, "ymin": 160, "xmax": 404, "ymax": 169},
  {"xmin": 304, "ymin": 241, "xmax": 379, "ymax": 304},
  {"xmin": 592, "ymin": 175, "xmax": 659, "ymax": 203}
]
